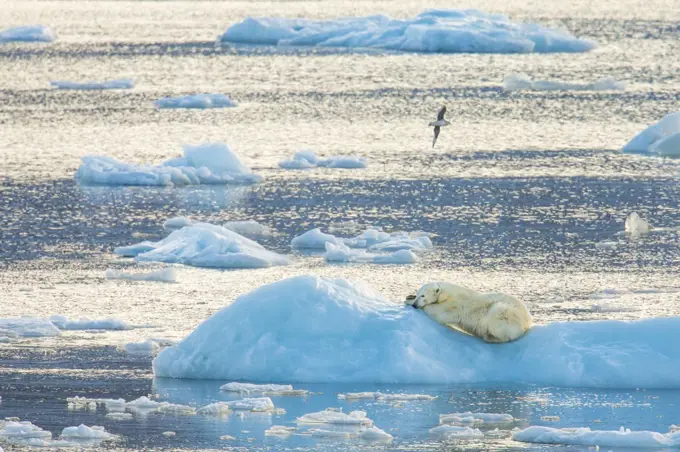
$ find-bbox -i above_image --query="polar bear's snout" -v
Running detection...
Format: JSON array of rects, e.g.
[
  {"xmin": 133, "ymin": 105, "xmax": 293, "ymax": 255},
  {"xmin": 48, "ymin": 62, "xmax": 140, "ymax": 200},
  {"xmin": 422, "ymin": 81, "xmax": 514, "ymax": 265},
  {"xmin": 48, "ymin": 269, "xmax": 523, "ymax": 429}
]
[{"xmin": 408, "ymin": 283, "xmax": 442, "ymax": 309}]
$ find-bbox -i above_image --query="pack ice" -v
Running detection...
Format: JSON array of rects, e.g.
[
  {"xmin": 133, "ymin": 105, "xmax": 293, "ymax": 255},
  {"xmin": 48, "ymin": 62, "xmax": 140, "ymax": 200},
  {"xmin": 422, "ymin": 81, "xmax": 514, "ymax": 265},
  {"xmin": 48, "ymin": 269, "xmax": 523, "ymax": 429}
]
[
  {"xmin": 220, "ymin": 9, "xmax": 595, "ymax": 54},
  {"xmin": 622, "ymin": 111, "xmax": 680, "ymax": 156},
  {"xmin": 115, "ymin": 221, "xmax": 290, "ymax": 269},
  {"xmin": 153, "ymin": 275, "xmax": 680, "ymax": 388},
  {"xmin": 76, "ymin": 142, "xmax": 261, "ymax": 186},
  {"xmin": 0, "ymin": 26, "xmax": 55, "ymax": 43}
]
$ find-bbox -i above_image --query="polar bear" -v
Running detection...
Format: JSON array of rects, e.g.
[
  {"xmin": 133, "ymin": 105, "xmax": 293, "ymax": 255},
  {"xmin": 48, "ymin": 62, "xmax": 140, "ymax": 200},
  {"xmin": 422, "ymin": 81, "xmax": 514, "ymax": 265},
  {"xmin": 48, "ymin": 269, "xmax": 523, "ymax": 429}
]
[{"xmin": 405, "ymin": 282, "xmax": 532, "ymax": 343}]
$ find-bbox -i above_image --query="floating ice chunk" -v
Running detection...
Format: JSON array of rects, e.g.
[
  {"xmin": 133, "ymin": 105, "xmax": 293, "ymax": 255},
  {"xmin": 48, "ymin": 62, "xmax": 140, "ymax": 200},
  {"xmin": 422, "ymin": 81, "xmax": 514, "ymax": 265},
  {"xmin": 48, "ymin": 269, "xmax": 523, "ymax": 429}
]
[
  {"xmin": 623, "ymin": 111, "xmax": 680, "ymax": 154},
  {"xmin": 279, "ymin": 151, "xmax": 367, "ymax": 169},
  {"xmin": 219, "ymin": 382, "xmax": 307, "ymax": 396},
  {"xmin": 513, "ymin": 426, "xmax": 680, "ymax": 448},
  {"xmin": 625, "ymin": 212, "xmax": 651, "ymax": 237},
  {"xmin": 116, "ymin": 222, "xmax": 289, "ymax": 269},
  {"xmin": 541, "ymin": 416, "xmax": 561, "ymax": 422},
  {"xmin": 503, "ymin": 73, "xmax": 625, "ymax": 91},
  {"xmin": 265, "ymin": 425, "xmax": 297, "ymax": 437},
  {"xmin": 106, "ymin": 412, "xmax": 133, "ymax": 420},
  {"xmin": 220, "ymin": 435, "xmax": 235, "ymax": 440},
  {"xmin": 225, "ymin": 397, "xmax": 276, "ymax": 412},
  {"xmin": 0, "ymin": 421, "xmax": 52, "ymax": 441},
  {"xmin": 67, "ymin": 397, "xmax": 126, "ymax": 412},
  {"xmin": 297, "ymin": 409, "xmax": 372, "ymax": 426},
  {"xmin": 324, "ymin": 242, "xmax": 417, "ymax": 265},
  {"xmin": 162, "ymin": 431, "xmax": 176, "ymax": 437},
  {"xmin": 197, "ymin": 402, "xmax": 232, "ymax": 415},
  {"xmin": 430, "ymin": 425, "xmax": 484, "ymax": 439},
  {"xmin": 309, "ymin": 429, "xmax": 352, "ymax": 439},
  {"xmin": 124, "ymin": 341, "xmax": 161, "ymax": 355},
  {"xmin": 223, "ymin": 220, "xmax": 273, "ymax": 237},
  {"xmin": 0, "ymin": 337, "xmax": 10, "ymax": 343},
  {"xmin": 359, "ymin": 426, "xmax": 393, "ymax": 442},
  {"xmin": 650, "ymin": 132, "xmax": 680, "ymax": 157},
  {"xmin": 61, "ymin": 425, "xmax": 117, "ymax": 440},
  {"xmin": 338, "ymin": 392, "xmax": 435, "ymax": 401},
  {"xmin": 291, "ymin": 228, "xmax": 344, "ymax": 249},
  {"xmin": 595, "ymin": 241, "xmax": 618, "ymax": 250},
  {"xmin": 0, "ymin": 317, "xmax": 60, "ymax": 337},
  {"xmin": 220, "ymin": 10, "xmax": 595, "ymax": 54},
  {"xmin": 76, "ymin": 142, "xmax": 261, "ymax": 187},
  {"xmin": 440, "ymin": 412, "xmax": 515, "ymax": 426},
  {"xmin": 157, "ymin": 402, "xmax": 196, "ymax": 415},
  {"xmin": 367, "ymin": 235, "xmax": 433, "ymax": 252},
  {"xmin": 153, "ymin": 275, "xmax": 680, "ymax": 387},
  {"xmin": 0, "ymin": 26, "xmax": 55, "ymax": 43},
  {"xmin": 163, "ymin": 217, "xmax": 194, "ymax": 230},
  {"xmin": 51, "ymin": 315, "xmax": 131, "ymax": 330},
  {"xmin": 155, "ymin": 94, "xmax": 237, "ymax": 109},
  {"xmin": 106, "ymin": 267, "xmax": 177, "ymax": 283},
  {"xmin": 50, "ymin": 79, "xmax": 134, "ymax": 90}
]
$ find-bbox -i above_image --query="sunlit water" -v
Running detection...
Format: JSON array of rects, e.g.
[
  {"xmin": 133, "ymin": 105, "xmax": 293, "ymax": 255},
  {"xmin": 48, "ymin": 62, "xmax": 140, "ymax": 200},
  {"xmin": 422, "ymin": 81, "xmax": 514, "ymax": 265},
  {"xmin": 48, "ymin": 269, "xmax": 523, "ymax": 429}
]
[{"xmin": 2, "ymin": 0, "xmax": 680, "ymax": 450}]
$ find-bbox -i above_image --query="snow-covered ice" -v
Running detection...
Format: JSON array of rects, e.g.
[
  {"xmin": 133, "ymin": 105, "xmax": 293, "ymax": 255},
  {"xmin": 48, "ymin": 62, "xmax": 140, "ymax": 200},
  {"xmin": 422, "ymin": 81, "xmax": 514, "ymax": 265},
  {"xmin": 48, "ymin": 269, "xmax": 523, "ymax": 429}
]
[
  {"xmin": 338, "ymin": 392, "xmax": 436, "ymax": 401},
  {"xmin": 430, "ymin": 425, "xmax": 484, "ymax": 439},
  {"xmin": 0, "ymin": 421, "xmax": 52, "ymax": 441},
  {"xmin": 0, "ymin": 26, "xmax": 55, "ymax": 43},
  {"xmin": 50, "ymin": 79, "xmax": 134, "ymax": 90},
  {"xmin": 153, "ymin": 275, "xmax": 680, "ymax": 387},
  {"xmin": 324, "ymin": 243, "xmax": 417, "ymax": 264},
  {"xmin": 220, "ymin": 10, "xmax": 595, "ymax": 54},
  {"xmin": 155, "ymin": 94, "xmax": 237, "ymax": 109},
  {"xmin": 503, "ymin": 73, "xmax": 625, "ymax": 91},
  {"xmin": 622, "ymin": 111, "xmax": 680, "ymax": 155},
  {"xmin": 106, "ymin": 267, "xmax": 177, "ymax": 283},
  {"xmin": 116, "ymin": 222, "xmax": 289, "ymax": 269},
  {"xmin": 291, "ymin": 227, "xmax": 433, "ymax": 253},
  {"xmin": 279, "ymin": 151, "xmax": 367, "ymax": 169},
  {"xmin": 439, "ymin": 412, "xmax": 515, "ymax": 426},
  {"xmin": 50, "ymin": 315, "xmax": 131, "ymax": 330},
  {"xmin": 224, "ymin": 397, "xmax": 276, "ymax": 412},
  {"xmin": 625, "ymin": 212, "xmax": 651, "ymax": 237},
  {"xmin": 291, "ymin": 228, "xmax": 344, "ymax": 249},
  {"xmin": 358, "ymin": 427, "xmax": 393, "ymax": 442},
  {"xmin": 296, "ymin": 409, "xmax": 373, "ymax": 426},
  {"xmin": 61, "ymin": 425, "xmax": 117, "ymax": 440},
  {"xmin": 265, "ymin": 425, "xmax": 297, "ymax": 437},
  {"xmin": 164, "ymin": 217, "xmax": 273, "ymax": 237},
  {"xmin": 124, "ymin": 340, "xmax": 161, "ymax": 355},
  {"xmin": 196, "ymin": 402, "xmax": 232, "ymax": 415},
  {"xmin": 0, "ymin": 317, "xmax": 61, "ymax": 338},
  {"xmin": 76, "ymin": 142, "xmax": 261, "ymax": 186},
  {"xmin": 513, "ymin": 426, "xmax": 680, "ymax": 448},
  {"xmin": 220, "ymin": 382, "xmax": 308, "ymax": 396}
]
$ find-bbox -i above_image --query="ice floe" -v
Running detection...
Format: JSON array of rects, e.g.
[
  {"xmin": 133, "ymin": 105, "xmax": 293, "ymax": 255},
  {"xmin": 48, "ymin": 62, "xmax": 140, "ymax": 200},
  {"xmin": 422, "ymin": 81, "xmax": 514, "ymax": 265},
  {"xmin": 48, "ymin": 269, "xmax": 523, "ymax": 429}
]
[
  {"xmin": 163, "ymin": 217, "xmax": 273, "ymax": 237},
  {"xmin": 430, "ymin": 425, "xmax": 484, "ymax": 439},
  {"xmin": 324, "ymin": 243, "xmax": 417, "ymax": 264},
  {"xmin": 224, "ymin": 397, "xmax": 276, "ymax": 412},
  {"xmin": 124, "ymin": 396, "xmax": 195, "ymax": 415},
  {"xmin": 155, "ymin": 94, "xmax": 237, "ymax": 109},
  {"xmin": 220, "ymin": 10, "xmax": 595, "ymax": 54},
  {"xmin": 0, "ymin": 421, "xmax": 116, "ymax": 448},
  {"xmin": 61, "ymin": 425, "xmax": 117, "ymax": 440},
  {"xmin": 105, "ymin": 412, "xmax": 133, "ymax": 420},
  {"xmin": 622, "ymin": 111, "xmax": 680, "ymax": 155},
  {"xmin": 279, "ymin": 151, "xmax": 367, "ymax": 169},
  {"xmin": 297, "ymin": 409, "xmax": 373, "ymax": 426},
  {"xmin": 153, "ymin": 275, "xmax": 680, "ymax": 387},
  {"xmin": 513, "ymin": 426, "xmax": 680, "ymax": 448},
  {"xmin": 124, "ymin": 340, "xmax": 161, "ymax": 356},
  {"xmin": 0, "ymin": 26, "xmax": 55, "ymax": 43},
  {"xmin": 338, "ymin": 392, "xmax": 436, "ymax": 401},
  {"xmin": 625, "ymin": 212, "xmax": 651, "ymax": 237},
  {"xmin": 196, "ymin": 402, "xmax": 232, "ymax": 415},
  {"xmin": 291, "ymin": 227, "xmax": 433, "ymax": 251},
  {"xmin": 106, "ymin": 267, "xmax": 177, "ymax": 283},
  {"xmin": 220, "ymin": 382, "xmax": 308, "ymax": 396},
  {"xmin": 50, "ymin": 79, "xmax": 134, "ymax": 90},
  {"xmin": 0, "ymin": 317, "xmax": 60, "ymax": 338},
  {"xmin": 76, "ymin": 142, "xmax": 261, "ymax": 186},
  {"xmin": 439, "ymin": 412, "xmax": 515, "ymax": 426},
  {"xmin": 265, "ymin": 425, "xmax": 297, "ymax": 437},
  {"xmin": 162, "ymin": 431, "xmax": 176, "ymax": 437},
  {"xmin": 50, "ymin": 315, "xmax": 131, "ymax": 331},
  {"xmin": 503, "ymin": 73, "xmax": 625, "ymax": 91},
  {"xmin": 115, "ymin": 221, "xmax": 289, "ymax": 269}
]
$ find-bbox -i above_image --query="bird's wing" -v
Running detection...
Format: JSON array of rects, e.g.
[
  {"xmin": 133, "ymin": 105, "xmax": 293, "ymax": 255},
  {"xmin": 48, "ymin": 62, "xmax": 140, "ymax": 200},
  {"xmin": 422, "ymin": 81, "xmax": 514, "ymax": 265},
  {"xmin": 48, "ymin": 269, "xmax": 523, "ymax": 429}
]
[
  {"xmin": 437, "ymin": 105, "xmax": 446, "ymax": 121},
  {"xmin": 432, "ymin": 126, "xmax": 440, "ymax": 148}
]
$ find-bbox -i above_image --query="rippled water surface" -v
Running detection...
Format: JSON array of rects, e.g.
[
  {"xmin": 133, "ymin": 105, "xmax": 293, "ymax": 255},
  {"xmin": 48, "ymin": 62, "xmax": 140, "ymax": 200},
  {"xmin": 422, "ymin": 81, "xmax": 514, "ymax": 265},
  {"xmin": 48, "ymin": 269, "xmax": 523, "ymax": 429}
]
[{"xmin": 2, "ymin": 0, "xmax": 680, "ymax": 450}]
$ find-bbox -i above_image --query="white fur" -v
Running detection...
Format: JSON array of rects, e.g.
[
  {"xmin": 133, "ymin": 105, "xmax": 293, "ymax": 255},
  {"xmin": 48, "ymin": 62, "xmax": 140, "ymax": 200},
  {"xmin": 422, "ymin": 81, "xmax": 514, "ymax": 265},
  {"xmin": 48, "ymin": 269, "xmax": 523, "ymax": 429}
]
[{"xmin": 406, "ymin": 282, "xmax": 532, "ymax": 343}]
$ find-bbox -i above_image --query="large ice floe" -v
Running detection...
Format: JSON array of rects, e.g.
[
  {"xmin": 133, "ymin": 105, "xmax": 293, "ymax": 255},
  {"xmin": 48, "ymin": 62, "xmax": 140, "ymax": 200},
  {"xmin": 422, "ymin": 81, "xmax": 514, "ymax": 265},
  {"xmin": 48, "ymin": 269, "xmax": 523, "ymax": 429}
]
[
  {"xmin": 513, "ymin": 426, "xmax": 680, "ymax": 448},
  {"xmin": 50, "ymin": 79, "xmax": 134, "ymax": 90},
  {"xmin": 0, "ymin": 26, "xmax": 55, "ymax": 43},
  {"xmin": 153, "ymin": 275, "xmax": 680, "ymax": 387},
  {"xmin": 622, "ymin": 111, "xmax": 680, "ymax": 156},
  {"xmin": 115, "ymin": 221, "xmax": 289, "ymax": 269},
  {"xmin": 220, "ymin": 9, "xmax": 595, "ymax": 54},
  {"xmin": 76, "ymin": 142, "xmax": 261, "ymax": 186},
  {"xmin": 279, "ymin": 150, "xmax": 367, "ymax": 169},
  {"xmin": 503, "ymin": 73, "xmax": 625, "ymax": 91},
  {"xmin": 155, "ymin": 94, "xmax": 237, "ymax": 109}
]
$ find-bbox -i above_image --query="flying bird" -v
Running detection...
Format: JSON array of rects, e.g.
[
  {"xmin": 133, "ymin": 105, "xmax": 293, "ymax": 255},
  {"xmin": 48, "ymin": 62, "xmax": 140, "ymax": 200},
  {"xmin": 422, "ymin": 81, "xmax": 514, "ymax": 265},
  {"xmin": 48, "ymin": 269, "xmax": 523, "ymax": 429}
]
[{"xmin": 428, "ymin": 105, "xmax": 450, "ymax": 148}]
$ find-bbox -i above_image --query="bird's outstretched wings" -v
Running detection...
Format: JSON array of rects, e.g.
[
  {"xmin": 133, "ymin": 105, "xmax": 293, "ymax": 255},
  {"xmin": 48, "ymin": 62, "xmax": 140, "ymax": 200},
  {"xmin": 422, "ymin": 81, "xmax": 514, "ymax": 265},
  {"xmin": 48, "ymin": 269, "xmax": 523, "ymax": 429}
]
[
  {"xmin": 432, "ymin": 126, "xmax": 440, "ymax": 148},
  {"xmin": 437, "ymin": 105, "xmax": 446, "ymax": 121}
]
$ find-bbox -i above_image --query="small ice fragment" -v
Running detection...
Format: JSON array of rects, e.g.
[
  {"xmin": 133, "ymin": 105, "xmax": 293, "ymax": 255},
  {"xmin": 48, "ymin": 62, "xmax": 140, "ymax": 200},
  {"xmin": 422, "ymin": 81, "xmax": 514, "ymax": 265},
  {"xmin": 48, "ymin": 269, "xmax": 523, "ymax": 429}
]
[
  {"xmin": 106, "ymin": 412, "xmax": 133, "ymax": 420},
  {"xmin": 220, "ymin": 435, "xmax": 235, "ymax": 440},
  {"xmin": 297, "ymin": 409, "xmax": 373, "ymax": 426},
  {"xmin": 358, "ymin": 426, "xmax": 393, "ymax": 442},
  {"xmin": 429, "ymin": 424, "xmax": 484, "ymax": 439},
  {"xmin": 197, "ymin": 402, "xmax": 232, "ymax": 415},
  {"xmin": 124, "ymin": 341, "xmax": 161, "ymax": 356},
  {"xmin": 625, "ymin": 213, "xmax": 651, "ymax": 237},
  {"xmin": 162, "ymin": 431, "xmax": 176, "ymax": 437},
  {"xmin": 541, "ymin": 415, "xmax": 561, "ymax": 422},
  {"xmin": 265, "ymin": 425, "xmax": 297, "ymax": 437},
  {"xmin": 106, "ymin": 267, "xmax": 177, "ymax": 283}
]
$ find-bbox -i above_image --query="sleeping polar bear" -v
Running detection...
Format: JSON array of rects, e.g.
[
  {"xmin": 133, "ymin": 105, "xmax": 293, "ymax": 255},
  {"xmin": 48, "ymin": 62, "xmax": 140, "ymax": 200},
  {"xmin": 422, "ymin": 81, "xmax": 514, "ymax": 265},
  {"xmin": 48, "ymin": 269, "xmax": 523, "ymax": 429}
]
[{"xmin": 405, "ymin": 282, "xmax": 532, "ymax": 343}]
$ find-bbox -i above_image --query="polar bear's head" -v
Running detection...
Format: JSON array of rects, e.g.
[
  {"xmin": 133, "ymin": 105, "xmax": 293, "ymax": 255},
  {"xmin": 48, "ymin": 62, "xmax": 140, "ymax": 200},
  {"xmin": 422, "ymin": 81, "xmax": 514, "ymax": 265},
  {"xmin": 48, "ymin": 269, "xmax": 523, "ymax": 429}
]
[{"xmin": 409, "ymin": 282, "xmax": 443, "ymax": 309}]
